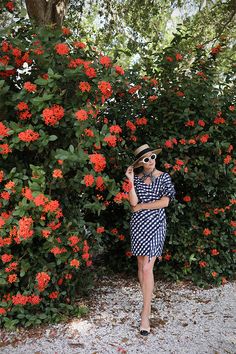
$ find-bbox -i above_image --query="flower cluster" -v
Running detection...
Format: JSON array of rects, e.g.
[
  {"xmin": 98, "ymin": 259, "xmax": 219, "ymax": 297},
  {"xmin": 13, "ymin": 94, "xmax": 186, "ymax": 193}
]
[{"xmin": 42, "ymin": 105, "xmax": 65, "ymax": 126}]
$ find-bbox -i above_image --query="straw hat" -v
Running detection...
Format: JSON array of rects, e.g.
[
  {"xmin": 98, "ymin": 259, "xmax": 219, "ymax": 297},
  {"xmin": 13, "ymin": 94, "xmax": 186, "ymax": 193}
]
[{"xmin": 132, "ymin": 144, "xmax": 162, "ymax": 168}]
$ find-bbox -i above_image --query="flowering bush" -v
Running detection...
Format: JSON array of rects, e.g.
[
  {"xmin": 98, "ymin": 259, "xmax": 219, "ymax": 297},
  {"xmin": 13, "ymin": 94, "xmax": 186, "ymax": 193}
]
[
  {"xmin": 102, "ymin": 36, "xmax": 235, "ymax": 288},
  {"xmin": 0, "ymin": 166, "xmax": 92, "ymax": 328},
  {"xmin": 0, "ymin": 5, "xmax": 235, "ymax": 328}
]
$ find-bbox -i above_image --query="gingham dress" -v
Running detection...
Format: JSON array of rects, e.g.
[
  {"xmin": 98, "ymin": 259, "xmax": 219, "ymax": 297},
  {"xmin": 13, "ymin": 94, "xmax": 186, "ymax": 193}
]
[{"xmin": 130, "ymin": 172, "xmax": 175, "ymax": 262}]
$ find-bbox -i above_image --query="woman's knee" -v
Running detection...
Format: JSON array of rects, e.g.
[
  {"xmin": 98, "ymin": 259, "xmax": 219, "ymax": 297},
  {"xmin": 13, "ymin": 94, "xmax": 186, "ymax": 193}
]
[{"xmin": 142, "ymin": 257, "xmax": 156, "ymax": 274}]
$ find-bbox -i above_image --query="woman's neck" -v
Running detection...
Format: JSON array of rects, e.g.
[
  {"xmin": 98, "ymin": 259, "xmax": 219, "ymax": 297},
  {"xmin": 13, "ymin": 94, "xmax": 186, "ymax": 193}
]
[{"xmin": 143, "ymin": 167, "xmax": 156, "ymax": 175}]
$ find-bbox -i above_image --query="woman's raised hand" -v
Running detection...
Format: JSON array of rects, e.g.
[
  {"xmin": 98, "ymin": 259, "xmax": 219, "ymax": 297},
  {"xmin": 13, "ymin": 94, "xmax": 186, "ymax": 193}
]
[{"xmin": 125, "ymin": 165, "xmax": 134, "ymax": 182}]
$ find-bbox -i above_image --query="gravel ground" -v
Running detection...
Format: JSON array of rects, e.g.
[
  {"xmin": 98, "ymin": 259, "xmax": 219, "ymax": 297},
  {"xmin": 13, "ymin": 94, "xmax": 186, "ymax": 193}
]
[{"xmin": 0, "ymin": 274, "xmax": 236, "ymax": 354}]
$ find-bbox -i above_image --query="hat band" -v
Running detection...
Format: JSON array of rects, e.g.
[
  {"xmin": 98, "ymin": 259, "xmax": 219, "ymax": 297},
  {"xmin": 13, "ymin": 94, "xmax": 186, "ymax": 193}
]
[{"xmin": 135, "ymin": 148, "xmax": 153, "ymax": 160}]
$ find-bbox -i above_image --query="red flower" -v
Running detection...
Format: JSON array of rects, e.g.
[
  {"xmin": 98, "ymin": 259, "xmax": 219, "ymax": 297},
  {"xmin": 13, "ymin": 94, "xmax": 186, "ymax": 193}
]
[
  {"xmin": 164, "ymin": 254, "xmax": 171, "ymax": 261},
  {"xmin": 199, "ymin": 261, "xmax": 207, "ymax": 268},
  {"xmin": 148, "ymin": 95, "xmax": 158, "ymax": 101},
  {"xmin": 211, "ymin": 271, "xmax": 218, "ymax": 277},
  {"xmin": 128, "ymin": 85, "xmax": 141, "ymax": 94},
  {"xmin": 166, "ymin": 56, "xmax": 173, "ymax": 62},
  {"xmin": 17, "ymin": 102, "xmax": 29, "ymax": 111},
  {"xmin": 85, "ymin": 67, "xmax": 97, "ymax": 78},
  {"xmin": 0, "ymin": 170, "xmax": 4, "ymax": 182},
  {"xmin": 18, "ymin": 129, "xmax": 40, "ymax": 142},
  {"xmin": 183, "ymin": 195, "xmax": 191, "ymax": 202},
  {"xmin": 0, "ymin": 143, "xmax": 11, "ymax": 155},
  {"xmin": 114, "ymin": 192, "xmax": 128, "ymax": 203},
  {"xmin": 73, "ymin": 41, "xmax": 86, "ymax": 48},
  {"xmin": 75, "ymin": 109, "xmax": 88, "ymax": 121},
  {"xmin": 23, "ymin": 81, "xmax": 37, "ymax": 92},
  {"xmin": 109, "ymin": 125, "xmax": 122, "ymax": 134},
  {"xmin": 198, "ymin": 119, "xmax": 205, "ymax": 127},
  {"xmin": 79, "ymin": 81, "xmax": 91, "ymax": 92},
  {"xmin": 175, "ymin": 53, "xmax": 183, "ymax": 61},
  {"xmin": 36, "ymin": 272, "xmax": 50, "ymax": 292},
  {"xmin": 34, "ymin": 193, "xmax": 48, "ymax": 206},
  {"xmin": 43, "ymin": 200, "xmax": 60, "ymax": 213},
  {"xmin": 82, "ymin": 253, "xmax": 90, "ymax": 260},
  {"xmin": 200, "ymin": 134, "xmax": 209, "ymax": 143},
  {"xmin": 125, "ymin": 251, "xmax": 132, "ymax": 257},
  {"xmin": 126, "ymin": 120, "xmax": 136, "ymax": 132},
  {"xmin": 96, "ymin": 176, "xmax": 105, "ymax": 191},
  {"xmin": 1, "ymin": 254, "xmax": 13, "ymax": 263},
  {"xmin": 84, "ymin": 129, "xmax": 94, "ymax": 137},
  {"xmin": 62, "ymin": 27, "xmax": 71, "ymax": 35},
  {"xmin": 97, "ymin": 226, "xmax": 105, "ymax": 233},
  {"xmin": 104, "ymin": 135, "xmax": 117, "ymax": 147},
  {"xmin": 7, "ymin": 274, "xmax": 18, "ymax": 283},
  {"xmin": 1, "ymin": 191, "xmax": 10, "ymax": 200},
  {"xmin": 176, "ymin": 159, "xmax": 184, "ymax": 166},
  {"xmin": 28, "ymin": 295, "xmax": 41, "ymax": 305},
  {"xmin": 55, "ymin": 43, "xmax": 70, "ymax": 55},
  {"xmin": 83, "ymin": 174, "xmax": 94, "ymax": 187},
  {"xmin": 70, "ymin": 259, "xmax": 80, "ymax": 268},
  {"xmin": 164, "ymin": 140, "xmax": 173, "ymax": 148},
  {"xmin": 188, "ymin": 139, "xmax": 197, "ymax": 145},
  {"xmin": 135, "ymin": 117, "xmax": 147, "ymax": 125},
  {"xmin": 214, "ymin": 116, "xmax": 225, "ymax": 124},
  {"xmin": 0, "ymin": 308, "xmax": 7, "ymax": 315},
  {"xmin": 98, "ymin": 81, "xmax": 113, "ymax": 98},
  {"xmin": 41, "ymin": 229, "xmax": 51, "ymax": 238},
  {"xmin": 150, "ymin": 78, "xmax": 158, "ymax": 86},
  {"xmin": 203, "ymin": 228, "xmax": 212, "ymax": 236},
  {"xmin": 52, "ymin": 169, "xmax": 63, "ymax": 178},
  {"xmin": 49, "ymin": 291, "xmax": 59, "ymax": 299},
  {"xmin": 185, "ymin": 120, "xmax": 195, "ymax": 127},
  {"xmin": 114, "ymin": 65, "xmax": 124, "ymax": 75},
  {"xmin": 18, "ymin": 216, "xmax": 34, "ymax": 240},
  {"xmin": 122, "ymin": 179, "xmax": 132, "ymax": 193},
  {"xmin": 111, "ymin": 228, "xmax": 118, "ymax": 234},
  {"xmin": 12, "ymin": 294, "xmax": 28, "ymax": 305},
  {"xmin": 5, "ymin": 1, "xmax": 14, "ymax": 12},
  {"xmin": 68, "ymin": 235, "xmax": 80, "ymax": 247},
  {"xmin": 211, "ymin": 45, "xmax": 221, "ymax": 55},
  {"xmin": 224, "ymin": 155, "xmax": 231, "ymax": 164},
  {"xmin": 89, "ymin": 154, "xmax": 106, "ymax": 172},
  {"xmin": 42, "ymin": 104, "xmax": 64, "ymax": 126},
  {"xmin": 0, "ymin": 122, "xmax": 10, "ymax": 139},
  {"xmin": 229, "ymin": 105, "xmax": 235, "ymax": 111},
  {"xmin": 176, "ymin": 91, "xmax": 184, "ymax": 97},
  {"xmin": 18, "ymin": 110, "xmax": 32, "ymax": 120},
  {"xmin": 99, "ymin": 55, "xmax": 111, "ymax": 67},
  {"xmin": 5, "ymin": 181, "xmax": 15, "ymax": 190},
  {"xmin": 50, "ymin": 247, "xmax": 67, "ymax": 255},
  {"xmin": 211, "ymin": 249, "xmax": 219, "ymax": 256}
]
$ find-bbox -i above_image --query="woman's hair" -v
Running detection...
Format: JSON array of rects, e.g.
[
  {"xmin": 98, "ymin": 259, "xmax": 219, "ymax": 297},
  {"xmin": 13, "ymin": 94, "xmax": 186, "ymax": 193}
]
[{"xmin": 133, "ymin": 166, "xmax": 144, "ymax": 175}]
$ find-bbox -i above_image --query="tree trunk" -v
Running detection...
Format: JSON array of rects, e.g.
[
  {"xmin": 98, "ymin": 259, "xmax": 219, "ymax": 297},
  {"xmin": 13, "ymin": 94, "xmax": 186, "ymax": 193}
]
[{"xmin": 25, "ymin": 0, "xmax": 70, "ymax": 27}]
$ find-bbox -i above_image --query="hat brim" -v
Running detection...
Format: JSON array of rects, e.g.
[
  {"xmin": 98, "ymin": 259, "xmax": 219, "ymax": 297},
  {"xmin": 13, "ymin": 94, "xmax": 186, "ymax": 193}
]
[{"xmin": 132, "ymin": 148, "xmax": 162, "ymax": 168}]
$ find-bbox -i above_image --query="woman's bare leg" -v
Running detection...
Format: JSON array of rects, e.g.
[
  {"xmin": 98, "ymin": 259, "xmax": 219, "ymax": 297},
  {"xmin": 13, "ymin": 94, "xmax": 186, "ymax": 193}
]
[
  {"xmin": 140, "ymin": 256, "xmax": 156, "ymax": 329},
  {"xmin": 137, "ymin": 256, "xmax": 145, "ymax": 292}
]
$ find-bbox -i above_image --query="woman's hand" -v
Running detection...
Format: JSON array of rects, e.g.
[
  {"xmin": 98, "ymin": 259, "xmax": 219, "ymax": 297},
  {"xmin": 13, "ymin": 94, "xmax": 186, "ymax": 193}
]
[{"xmin": 125, "ymin": 165, "xmax": 134, "ymax": 183}]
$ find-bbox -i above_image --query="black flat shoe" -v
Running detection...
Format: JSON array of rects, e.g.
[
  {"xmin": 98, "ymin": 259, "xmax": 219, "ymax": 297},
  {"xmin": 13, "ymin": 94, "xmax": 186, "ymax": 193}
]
[{"xmin": 140, "ymin": 326, "xmax": 150, "ymax": 336}]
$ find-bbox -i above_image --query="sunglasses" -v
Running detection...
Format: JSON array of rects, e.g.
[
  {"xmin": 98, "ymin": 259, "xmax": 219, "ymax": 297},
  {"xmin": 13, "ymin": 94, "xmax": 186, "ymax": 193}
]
[{"xmin": 141, "ymin": 153, "xmax": 157, "ymax": 164}]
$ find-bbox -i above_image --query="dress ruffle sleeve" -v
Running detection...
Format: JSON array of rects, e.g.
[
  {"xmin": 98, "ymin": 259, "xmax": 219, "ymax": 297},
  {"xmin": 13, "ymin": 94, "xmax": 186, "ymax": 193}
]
[{"xmin": 162, "ymin": 173, "xmax": 176, "ymax": 202}]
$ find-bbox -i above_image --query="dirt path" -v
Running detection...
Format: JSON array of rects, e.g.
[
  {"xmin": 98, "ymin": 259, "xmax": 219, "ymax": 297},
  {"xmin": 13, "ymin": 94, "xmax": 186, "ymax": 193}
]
[{"xmin": 1, "ymin": 275, "xmax": 235, "ymax": 354}]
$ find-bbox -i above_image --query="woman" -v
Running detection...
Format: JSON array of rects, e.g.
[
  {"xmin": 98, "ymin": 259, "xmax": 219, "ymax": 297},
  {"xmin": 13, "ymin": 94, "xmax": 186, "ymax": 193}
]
[{"xmin": 125, "ymin": 144, "xmax": 176, "ymax": 336}]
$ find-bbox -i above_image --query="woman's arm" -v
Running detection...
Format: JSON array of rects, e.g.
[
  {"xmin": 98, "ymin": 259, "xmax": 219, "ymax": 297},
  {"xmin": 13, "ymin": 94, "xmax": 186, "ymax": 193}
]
[
  {"xmin": 125, "ymin": 166, "xmax": 139, "ymax": 207},
  {"xmin": 132, "ymin": 196, "xmax": 170, "ymax": 212}
]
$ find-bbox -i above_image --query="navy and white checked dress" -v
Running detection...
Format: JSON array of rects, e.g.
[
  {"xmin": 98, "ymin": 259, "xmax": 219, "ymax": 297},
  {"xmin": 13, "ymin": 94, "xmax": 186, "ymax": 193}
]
[{"xmin": 130, "ymin": 172, "xmax": 175, "ymax": 262}]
